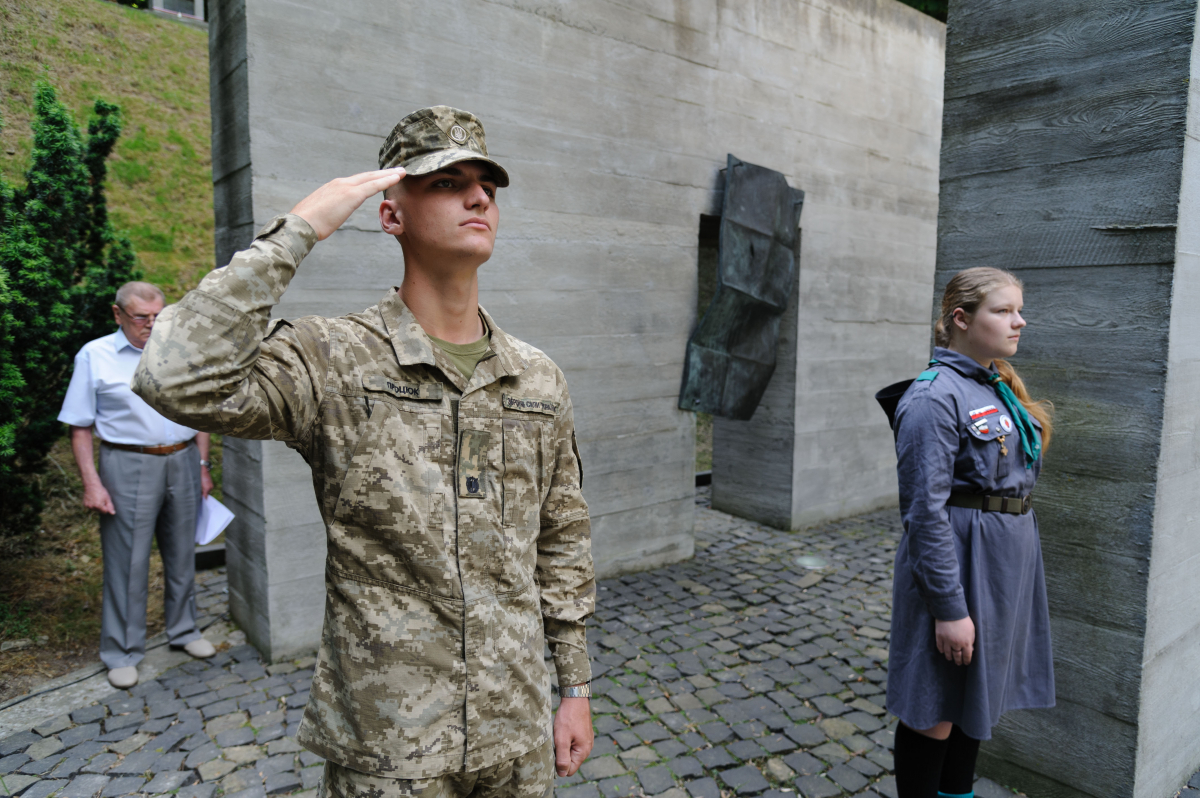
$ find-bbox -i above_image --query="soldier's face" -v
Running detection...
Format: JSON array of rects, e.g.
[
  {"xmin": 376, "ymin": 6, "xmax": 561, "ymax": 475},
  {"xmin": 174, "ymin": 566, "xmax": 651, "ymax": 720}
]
[{"xmin": 384, "ymin": 161, "xmax": 499, "ymax": 267}]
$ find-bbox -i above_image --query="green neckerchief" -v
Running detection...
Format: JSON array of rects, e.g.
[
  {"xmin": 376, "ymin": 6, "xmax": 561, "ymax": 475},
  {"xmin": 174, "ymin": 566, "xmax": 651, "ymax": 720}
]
[
  {"xmin": 988, "ymin": 373, "xmax": 1040, "ymax": 468},
  {"xmin": 927, "ymin": 359, "xmax": 1041, "ymax": 468}
]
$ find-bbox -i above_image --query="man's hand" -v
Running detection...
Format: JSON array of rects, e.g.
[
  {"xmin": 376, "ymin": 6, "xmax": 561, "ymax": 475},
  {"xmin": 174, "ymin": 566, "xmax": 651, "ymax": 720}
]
[
  {"xmin": 83, "ymin": 481, "xmax": 116, "ymax": 515},
  {"xmin": 200, "ymin": 467, "xmax": 213, "ymax": 500},
  {"xmin": 290, "ymin": 168, "xmax": 406, "ymax": 240},
  {"xmin": 553, "ymin": 696, "xmax": 593, "ymax": 777},
  {"xmin": 935, "ymin": 616, "xmax": 976, "ymax": 666}
]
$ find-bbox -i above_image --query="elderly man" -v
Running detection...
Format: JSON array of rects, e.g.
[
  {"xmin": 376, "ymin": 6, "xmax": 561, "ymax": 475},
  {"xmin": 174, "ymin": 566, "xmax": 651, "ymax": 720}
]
[
  {"xmin": 133, "ymin": 107, "xmax": 595, "ymax": 798},
  {"xmin": 59, "ymin": 281, "xmax": 217, "ymax": 689}
]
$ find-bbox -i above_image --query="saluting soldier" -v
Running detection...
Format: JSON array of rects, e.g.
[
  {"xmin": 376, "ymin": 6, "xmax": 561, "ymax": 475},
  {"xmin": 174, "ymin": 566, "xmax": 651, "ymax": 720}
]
[
  {"xmin": 133, "ymin": 107, "xmax": 595, "ymax": 798},
  {"xmin": 886, "ymin": 267, "xmax": 1055, "ymax": 798}
]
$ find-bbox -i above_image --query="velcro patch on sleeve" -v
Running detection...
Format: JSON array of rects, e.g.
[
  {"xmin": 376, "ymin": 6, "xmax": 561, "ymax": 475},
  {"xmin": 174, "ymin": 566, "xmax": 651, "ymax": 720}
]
[
  {"xmin": 915, "ymin": 370, "xmax": 939, "ymax": 382},
  {"xmin": 502, "ymin": 394, "xmax": 560, "ymax": 416},
  {"xmin": 363, "ymin": 375, "xmax": 443, "ymax": 401}
]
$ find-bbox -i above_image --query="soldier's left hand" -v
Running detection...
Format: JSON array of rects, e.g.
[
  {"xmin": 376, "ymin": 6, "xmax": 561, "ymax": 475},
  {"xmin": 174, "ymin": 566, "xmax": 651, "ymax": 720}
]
[
  {"xmin": 290, "ymin": 168, "xmax": 406, "ymax": 240},
  {"xmin": 553, "ymin": 697, "xmax": 593, "ymax": 777}
]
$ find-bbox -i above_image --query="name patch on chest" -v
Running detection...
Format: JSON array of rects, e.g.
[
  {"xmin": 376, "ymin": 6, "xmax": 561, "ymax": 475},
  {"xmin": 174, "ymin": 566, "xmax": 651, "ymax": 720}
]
[
  {"xmin": 502, "ymin": 395, "xmax": 559, "ymax": 416},
  {"xmin": 363, "ymin": 375, "xmax": 443, "ymax": 401}
]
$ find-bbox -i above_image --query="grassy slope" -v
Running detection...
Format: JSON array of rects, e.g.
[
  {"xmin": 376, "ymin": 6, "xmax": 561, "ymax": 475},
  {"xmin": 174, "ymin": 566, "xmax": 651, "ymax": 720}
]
[
  {"xmin": 0, "ymin": 0, "xmax": 214, "ymax": 299},
  {"xmin": 0, "ymin": 0, "xmax": 218, "ymax": 697}
]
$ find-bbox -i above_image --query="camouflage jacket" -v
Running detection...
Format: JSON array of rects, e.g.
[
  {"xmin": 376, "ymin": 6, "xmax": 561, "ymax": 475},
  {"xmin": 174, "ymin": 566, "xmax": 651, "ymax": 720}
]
[{"xmin": 132, "ymin": 215, "xmax": 595, "ymax": 778}]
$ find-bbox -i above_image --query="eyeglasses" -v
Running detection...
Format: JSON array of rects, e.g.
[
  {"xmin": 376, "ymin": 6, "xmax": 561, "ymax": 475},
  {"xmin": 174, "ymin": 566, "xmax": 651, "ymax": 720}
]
[{"xmin": 117, "ymin": 306, "xmax": 159, "ymax": 326}]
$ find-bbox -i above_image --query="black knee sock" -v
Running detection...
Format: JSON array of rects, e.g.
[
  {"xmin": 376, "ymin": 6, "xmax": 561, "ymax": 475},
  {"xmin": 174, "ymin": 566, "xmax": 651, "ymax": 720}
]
[
  {"xmin": 937, "ymin": 725, "xmax": 980, "ymax": 797},
  {"xmin": 893, "ymin": 723, "xmax": 950, "ymax": 798}
]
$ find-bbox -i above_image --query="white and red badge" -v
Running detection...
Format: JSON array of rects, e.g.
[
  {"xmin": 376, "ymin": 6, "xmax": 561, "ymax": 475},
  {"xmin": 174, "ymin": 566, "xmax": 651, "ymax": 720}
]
[
  {"xmin": 969, "ymin": 404, "xmax": 998, "ymax": 420},
  {"xmin": 999, "ymin": 415, "xmax": 1014, "ymax": 433}
]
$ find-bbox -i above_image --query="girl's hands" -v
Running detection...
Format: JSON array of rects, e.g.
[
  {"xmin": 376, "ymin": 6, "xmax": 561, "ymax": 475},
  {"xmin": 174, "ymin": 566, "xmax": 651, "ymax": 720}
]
[{"xmin": 935, "ymin": 616, "xmax": 975, "ymax": 666}]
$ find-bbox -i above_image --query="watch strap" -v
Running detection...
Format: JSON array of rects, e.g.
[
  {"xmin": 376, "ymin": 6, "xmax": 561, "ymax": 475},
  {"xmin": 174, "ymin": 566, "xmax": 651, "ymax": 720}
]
[{"xmin": 560, "ymin": 683, "xmax": 591, "ymax": 699}]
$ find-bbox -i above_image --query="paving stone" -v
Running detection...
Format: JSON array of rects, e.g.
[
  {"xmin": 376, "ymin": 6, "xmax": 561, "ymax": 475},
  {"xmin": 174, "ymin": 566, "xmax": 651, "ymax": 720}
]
[
  {"xmin": 25, "ymin": 740, "xmax": 64, "ymax": 763},
  {"xmin": 221, "ymin": 768, "xmax": 261, "ymax": 794},
  {"xmin": 598, "ymin": 774, "xmax": 639, "ymax": 798},
  {"xmin": 264, "ymin": 772, "xmax": 301, "ymax": 795},
  {"xmin": 0, "ymin": 774, "xmax": 40, "ymax": 796},
  {"xmin": 68, "ymin": 709, "xmax": 104, "ymax": 728},
  {"xmin": 176, "ymin": 785, "xmax": 218, "ymax": 798},
  {"xmin": 684, "ymin": 778, "xmax": 720, "ymax": 798},
  {"xmin": 793, "ymin": 775, "xmax": 841, "ymax": 798},
  {"xmin": 197, "ymin": 759, "xmax": 236, "ymax": 782},
  {"xmin": 694, "ymin": 747, "xmax": 736, "ymax": 770},
  {"xmin": 185, "ymin": 744, "xmax": 220, "ymax": 769},
  {"xmin": 826, "ymin": 764, "xmax": 868, "ymax": 792},
  {"xmin": 763, "ymin": 758, "xmax": 794, "ymax": 782},
  {"xmin": 718, "ymin": 765, "xmax": 769, "ymax": 794},
  {"xmin": 58, "ymin": 775, "xmax": 110, "ymax": 798},
  {"xmin": 31, "ymin": 719, "xmax": 70, "ymax": 739},
  {"xmin": 579, "ymin": 757, "xmax": 626, "ymax": 781},
  {"xmin": 224, "ymin": 786, "xmax": 266, "ymax": 798},
  {"xmin": 107, "ymin": 751, "xmax": 158, "ymax": 776},
  {"xmin": 146, "ymin": 700, "xmax": 185, "ymax": 720},
  {"xmin": 23, "ymin": 778, "xmax": 67, "ymax": 798},
  {"xmin": 20, "ymin": 756, "xmax": 66, "ymax": 776},
  {"xmin": 79, "ymin": 755, "xmax": 117, "ymax": 776},
  {"xmin": 300, "ymin": 767, "xmax": 322, "ymax": 790},
  {"xmin": 0, "ymin": 754, "xmax": 31, "ymax": 774},
  {"xmin": 48, "ymin": 759, "xmax": 88, "ymax": 780},
  {"xmin": 664, "ymin": 757, "xmax": 704, "ymax": 779},
  {"xmin": 727, "ymin": 740, "xmax": 765, "ymax": 761},
  {"xmin": 637, "ymin": 766, "xmax": 675, "ymax": 796},
  {"xmin": 223, "ymin": 746, "xmax": 261, "ymax": 765},
  {"xmin": 98, "ymin": 777, "xmax": 143, "ymax": 798},
  {"xmin": 874, "ymin": 775, "xmax": 898, "ymax": 798},
  {"xmin": 972, "ymin": 777, "xmax": 1013, "ymax": 798},
  {"xmin": 817, "ymin": 718, "xmax": 857, "ymax": 741},
  {"xmin": 780, "ymin": 752, "xmax": 825, "ymax": 778},
  {"xmin": 254, "ymin": 726, "xmax": 285, "ymax": 746},
  {"xmin": 215, "ymin": 728, "xmax": 255, "ymax": 748},
  {"xmin": 559, "ymin": 785, "xmax": 600, "ymax": 798},
  {"xmin": 253, "ymin": 755, "xmax": 294, "ymax": 780},
  {"xmin": 104, "ymin": 734, "xmax": 150, "ymax": 756},
  {"xmin": 298, "ymin": 752, "xmax": 323, "ymax": 768},
  {"xmin": 204, "ymin": 714, "xmax": 247, "ymax": 737}
]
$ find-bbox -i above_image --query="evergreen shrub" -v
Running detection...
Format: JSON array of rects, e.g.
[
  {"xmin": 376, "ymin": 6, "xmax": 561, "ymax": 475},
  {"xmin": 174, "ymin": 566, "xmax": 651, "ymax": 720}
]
[{"xmin": 0, "ymin": 83, "xmax": 140, "ymax": 551}]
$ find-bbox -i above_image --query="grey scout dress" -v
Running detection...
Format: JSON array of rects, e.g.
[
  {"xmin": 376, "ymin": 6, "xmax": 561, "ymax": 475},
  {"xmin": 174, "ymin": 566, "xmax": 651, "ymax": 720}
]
[{"xmin": 887, "ymin": 347, "xmax": 1055, "ymax": 740}]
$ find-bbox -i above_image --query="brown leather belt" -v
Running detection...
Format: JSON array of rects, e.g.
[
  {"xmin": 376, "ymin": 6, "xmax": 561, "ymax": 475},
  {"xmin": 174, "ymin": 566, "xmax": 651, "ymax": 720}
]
[
  {"xmin": 101, "ymin": 439, "xmax": 193, "ymax": 456},
  {"xmin": 947, "ymin": 493, "xmax": 1032, "ymax": 515}
]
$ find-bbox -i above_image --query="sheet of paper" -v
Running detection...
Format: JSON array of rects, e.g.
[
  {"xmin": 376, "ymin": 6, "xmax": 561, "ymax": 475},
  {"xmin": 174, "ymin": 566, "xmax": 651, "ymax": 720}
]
[{"xmin": 195, "ymin": 495, "xmax": 235, "ymax": 546}]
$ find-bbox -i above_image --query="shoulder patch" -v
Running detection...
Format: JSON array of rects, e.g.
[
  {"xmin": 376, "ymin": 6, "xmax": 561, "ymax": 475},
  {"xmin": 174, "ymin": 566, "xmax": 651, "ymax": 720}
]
[{"xmin": 916, "ymin": 370, "xmax": 939, "ymax": 383}]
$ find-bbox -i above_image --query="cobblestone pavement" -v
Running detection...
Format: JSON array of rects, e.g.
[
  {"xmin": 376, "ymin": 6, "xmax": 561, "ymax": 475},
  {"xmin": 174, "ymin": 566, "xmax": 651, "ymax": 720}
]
[{"xmin": 0, "ymin": 488, "xmax": 1033, "ymax": 798}]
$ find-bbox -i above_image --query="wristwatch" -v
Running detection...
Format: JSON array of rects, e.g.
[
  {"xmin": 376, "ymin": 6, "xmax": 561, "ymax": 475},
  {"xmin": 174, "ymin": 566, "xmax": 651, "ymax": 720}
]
[
  {"xmin": 560, "ymin": 682, "xmax": 591, "ymax": 699},
  {"xmin": 199, "ymin": 459, "xmax": 211, "ymax": 469}
]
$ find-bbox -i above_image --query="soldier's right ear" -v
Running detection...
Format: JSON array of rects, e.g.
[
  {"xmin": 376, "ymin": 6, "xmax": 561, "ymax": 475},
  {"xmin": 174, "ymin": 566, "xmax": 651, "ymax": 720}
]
[{"xmin": 379, "ymin": 193, "xmax": 404, "ymax": 238}]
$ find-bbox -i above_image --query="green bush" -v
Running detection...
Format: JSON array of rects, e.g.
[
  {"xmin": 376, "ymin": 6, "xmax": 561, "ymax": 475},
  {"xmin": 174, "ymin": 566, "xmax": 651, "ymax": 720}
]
[{"xmin": 0, "ymin": 82, "xmax": 140, "ymax": 551}]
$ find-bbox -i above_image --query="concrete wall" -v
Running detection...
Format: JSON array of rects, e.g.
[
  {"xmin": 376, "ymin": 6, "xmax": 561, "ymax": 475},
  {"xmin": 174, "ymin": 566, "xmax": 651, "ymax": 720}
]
[
  {"xmin": 1137, "ymin": 3, "xmax": 1200, "ymax": 792},
  {"xmin": 934, "ymin": 2, "xmax": 1200, "ymax": 796},
  {"xmin": 711, "ymin": 3, "xmax": 943, "ymax": 530},
  {"xmin": 209, "ymin": 0, "xmax": 945, "ymax": 659}
]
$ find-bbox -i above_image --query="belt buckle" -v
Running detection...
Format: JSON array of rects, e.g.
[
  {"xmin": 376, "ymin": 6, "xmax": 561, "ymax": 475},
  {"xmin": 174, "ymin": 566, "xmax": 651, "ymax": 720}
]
[{"xmin": 1021, "ymin": 495, "xmax": 1031, "ymax": 514}]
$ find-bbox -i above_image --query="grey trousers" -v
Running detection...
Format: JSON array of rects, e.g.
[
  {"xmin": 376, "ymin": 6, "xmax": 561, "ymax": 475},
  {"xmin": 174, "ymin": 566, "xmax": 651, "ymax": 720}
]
[{"xmin": 98, "ymin": 442, "xmax": 203, "ymax": 669}]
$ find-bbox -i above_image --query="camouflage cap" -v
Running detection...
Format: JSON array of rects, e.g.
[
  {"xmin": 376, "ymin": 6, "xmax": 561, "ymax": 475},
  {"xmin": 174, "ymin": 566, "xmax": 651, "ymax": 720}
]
[{"xmin": 378, "ymin": 106, "xmax": 510, "ymax": 187}]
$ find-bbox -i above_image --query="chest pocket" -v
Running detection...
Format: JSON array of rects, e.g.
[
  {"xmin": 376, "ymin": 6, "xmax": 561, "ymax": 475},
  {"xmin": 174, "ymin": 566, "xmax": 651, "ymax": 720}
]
[
  {"xmin": 501, "ymin": 394, "xmax": 557, "ymax": 530},
  {"xmin": 965, "ymin": 409, "xmax": 1015, "ymax": 480}
]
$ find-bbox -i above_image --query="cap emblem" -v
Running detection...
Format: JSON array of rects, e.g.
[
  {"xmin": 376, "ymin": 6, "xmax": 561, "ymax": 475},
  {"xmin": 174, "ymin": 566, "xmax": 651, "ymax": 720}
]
[{"xmin": 449, "ymin": 125, "xmax": 469, "ymax": 144}]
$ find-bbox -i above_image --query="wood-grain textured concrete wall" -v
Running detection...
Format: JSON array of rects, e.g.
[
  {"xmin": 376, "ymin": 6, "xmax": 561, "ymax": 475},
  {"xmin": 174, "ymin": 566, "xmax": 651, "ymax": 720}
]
[
  {"xmin": 208, "ymin": 0, "xmax": 944, "ymax": 658},
  {"xmin": 936, "ymin": 2, "xmax": 1200, "ymax": 796}
]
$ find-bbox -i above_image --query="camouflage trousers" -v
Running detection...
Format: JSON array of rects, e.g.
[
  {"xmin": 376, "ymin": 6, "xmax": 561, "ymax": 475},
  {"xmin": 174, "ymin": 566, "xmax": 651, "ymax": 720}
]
[{"xmin": 318, "ymin": 741, "xmax": 555, "ymax": 798}]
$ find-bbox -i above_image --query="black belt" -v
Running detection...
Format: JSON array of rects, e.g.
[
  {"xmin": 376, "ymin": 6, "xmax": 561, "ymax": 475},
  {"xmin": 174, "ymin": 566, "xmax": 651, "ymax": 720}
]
[{"xmin": 947, "ymin": 493, "xmax": 1032, "ymax": 515}]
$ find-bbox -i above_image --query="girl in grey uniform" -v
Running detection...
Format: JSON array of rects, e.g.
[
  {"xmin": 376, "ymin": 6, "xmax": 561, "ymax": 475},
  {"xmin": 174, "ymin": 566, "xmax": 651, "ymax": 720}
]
[{"xmin": 888, "ymin": 268, "xmax": 1055, "ymax": 798}]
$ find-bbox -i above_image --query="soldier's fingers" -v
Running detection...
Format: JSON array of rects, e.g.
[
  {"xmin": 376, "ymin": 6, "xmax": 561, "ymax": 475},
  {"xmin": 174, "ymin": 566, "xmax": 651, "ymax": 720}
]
[
  {"xmin": 554, "ymin": 737, "xmax": 572, "ymax": 777},
  {"xmin": 345, "ymin": 167, "xmax": 406, "ymax": 186}
]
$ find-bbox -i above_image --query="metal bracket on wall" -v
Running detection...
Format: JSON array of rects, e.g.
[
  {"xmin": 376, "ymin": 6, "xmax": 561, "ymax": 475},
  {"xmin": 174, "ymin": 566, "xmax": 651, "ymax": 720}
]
[{"xmin": 678, "ymin": 154, "xmax": 804, "ymax": 420}]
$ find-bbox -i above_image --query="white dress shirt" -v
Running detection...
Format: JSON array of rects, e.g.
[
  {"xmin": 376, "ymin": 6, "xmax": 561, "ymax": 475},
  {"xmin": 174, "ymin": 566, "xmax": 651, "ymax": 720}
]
[{"xmin": 58, "ymin": 328, "xmax": 197, "ymax": 446}]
